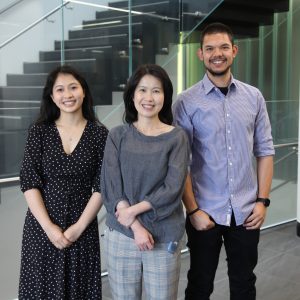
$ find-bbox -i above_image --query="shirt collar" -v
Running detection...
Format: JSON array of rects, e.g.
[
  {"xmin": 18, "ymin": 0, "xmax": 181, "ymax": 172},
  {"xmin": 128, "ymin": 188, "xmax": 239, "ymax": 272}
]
[{"xmin": 202, "ymin": 73, "xmax": 237, "ymax": 95}]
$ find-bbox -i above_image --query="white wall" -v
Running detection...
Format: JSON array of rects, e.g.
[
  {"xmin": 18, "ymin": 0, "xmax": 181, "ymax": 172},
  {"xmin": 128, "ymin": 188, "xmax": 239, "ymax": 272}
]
[{"xmin": 0, "ymin": 0, "xmax": 111, "ymax": 85}]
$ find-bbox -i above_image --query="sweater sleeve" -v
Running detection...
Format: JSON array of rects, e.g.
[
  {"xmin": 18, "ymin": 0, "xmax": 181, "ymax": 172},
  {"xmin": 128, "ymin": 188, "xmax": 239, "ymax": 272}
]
[
  {"xmin": 100, "ymin": 128, "xmax": 128, "ymax": 213},
  {"xmin": 92, "ymin": 124, "xmax": 109, "ymax": 193},
  {"xmin": 144, "ymin": 129, "xmax": 189, "ymax": 221}
]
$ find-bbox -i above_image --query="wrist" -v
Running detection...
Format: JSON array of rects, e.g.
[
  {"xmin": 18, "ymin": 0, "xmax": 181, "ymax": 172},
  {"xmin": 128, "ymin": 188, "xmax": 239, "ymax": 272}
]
[
  {"xmin": 187, "ymin": 207, "xmax": 200, "ymax": 217},
  {"xmin": 130, "ymin": 220, "xmax": 141, "ymax": 232},
  {"xmin": 256, "ymin": 197, "xmax": 270, "ymax": 207}
]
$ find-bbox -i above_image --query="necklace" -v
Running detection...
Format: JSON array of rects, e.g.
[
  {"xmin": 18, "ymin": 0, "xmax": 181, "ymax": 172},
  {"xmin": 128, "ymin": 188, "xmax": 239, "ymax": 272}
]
[{"xmin": 56, "ymin": 119, "xmax": 87, "ymax": 144}]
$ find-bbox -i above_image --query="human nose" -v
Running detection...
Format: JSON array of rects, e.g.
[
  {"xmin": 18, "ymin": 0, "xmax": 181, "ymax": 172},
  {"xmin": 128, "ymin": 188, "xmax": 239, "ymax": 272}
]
[
  {"xmin": 63, "ymin": 89, "xmax": 72, "ymax": 98},
  {"xmin": 144, "ymin": 90, "xmax": 154, "ymax": 101}
]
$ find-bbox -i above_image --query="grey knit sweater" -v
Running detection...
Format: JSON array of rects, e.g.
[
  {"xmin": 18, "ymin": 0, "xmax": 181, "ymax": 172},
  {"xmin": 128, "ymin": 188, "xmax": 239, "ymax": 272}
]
[{"xmin": 101, "ymin": 124, "xmax": 189, "ymax": 243}]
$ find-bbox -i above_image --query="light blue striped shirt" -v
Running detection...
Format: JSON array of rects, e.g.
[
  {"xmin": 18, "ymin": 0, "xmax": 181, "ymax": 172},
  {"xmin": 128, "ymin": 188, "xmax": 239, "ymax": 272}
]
[{"xmin": 173, "ymin": 74, "xmax": 275, "ymax": 226}]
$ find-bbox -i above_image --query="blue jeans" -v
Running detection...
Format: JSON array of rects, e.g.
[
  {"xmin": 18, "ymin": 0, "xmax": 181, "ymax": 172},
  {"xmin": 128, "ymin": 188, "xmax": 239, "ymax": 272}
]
[{"xmin": 185, "ymin": 215, "xmax": 260, "ymax": 300}]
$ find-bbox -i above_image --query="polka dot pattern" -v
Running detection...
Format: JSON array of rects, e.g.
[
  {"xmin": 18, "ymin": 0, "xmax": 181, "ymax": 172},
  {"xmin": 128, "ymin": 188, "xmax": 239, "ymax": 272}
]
[{"xmin": 19, "ymin": 121, "xmax": 108, "ymax": 299}]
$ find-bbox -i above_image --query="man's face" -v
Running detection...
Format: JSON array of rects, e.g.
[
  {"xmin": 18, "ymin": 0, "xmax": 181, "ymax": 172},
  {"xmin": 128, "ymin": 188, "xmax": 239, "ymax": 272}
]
[{"xmin": 198, "ymin": 33, "xmax": 238, "ymax": 77}]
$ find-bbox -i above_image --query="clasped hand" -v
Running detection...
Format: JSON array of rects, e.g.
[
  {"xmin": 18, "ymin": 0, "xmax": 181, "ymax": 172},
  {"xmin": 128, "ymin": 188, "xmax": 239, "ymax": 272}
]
[
  {"xmin": 45, "ymin": 222, "xmax": 83, "ymax": 250},
  {"xmin": 115, "ymin": 206, "xmax": 136, "ymax": 227}
]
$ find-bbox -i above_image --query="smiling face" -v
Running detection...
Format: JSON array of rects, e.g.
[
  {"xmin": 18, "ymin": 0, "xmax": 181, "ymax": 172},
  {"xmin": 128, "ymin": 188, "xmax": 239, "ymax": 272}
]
[
  {"xmin": 51, "ymin": 73, "xmax": 85, "ymax": 115},
  {"xmin": 198, "ymin": 32, "xmax": 238, "ymax": 79},
  {"xmin": 133, "ymin": 74, "xmax": 164, "ymax": 121}
]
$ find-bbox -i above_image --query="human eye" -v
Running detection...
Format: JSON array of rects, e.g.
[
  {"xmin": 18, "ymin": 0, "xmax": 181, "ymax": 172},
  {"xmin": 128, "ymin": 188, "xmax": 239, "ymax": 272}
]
[
  {"xmin": 55, "ymin": 87, "xmax": 63, "ymax": 93},
  {"xmin": 222, "ymin": 45, "xmax": 230, "ymax": 50},
  {"xmin": 205, "ymin": 46, "xmax": 213, "ymax": 52},
  {"xmin": 153, "ymin": 89, "xmax": 161, "ymax": 94},
  {"xmin": 71, "ymin": 85, "xmax": 78, "ymax": 91}
]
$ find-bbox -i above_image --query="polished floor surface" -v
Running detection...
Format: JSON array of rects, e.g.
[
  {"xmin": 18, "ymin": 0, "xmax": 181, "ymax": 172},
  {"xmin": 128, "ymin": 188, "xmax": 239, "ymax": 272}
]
[{"xmin": 102, "ymin": 221, "xmax": 300, "ymax": 300}]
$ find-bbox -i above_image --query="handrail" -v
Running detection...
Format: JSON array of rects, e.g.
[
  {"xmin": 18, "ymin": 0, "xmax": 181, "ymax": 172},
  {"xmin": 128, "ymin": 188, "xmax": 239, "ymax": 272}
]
[
  {"xmin": 0, "ymin": 1, "xmax": 70, "ymax": 49},
  {"xmin": 274, "ymin": 142, "xmax": 298, "ymax": 149},
  {"xmin": 0, "ymin": 142, "xmax": 297, "ymax": 185},
  {"xmin": 0, "ymin": 176, "xmax": 19, "ymax": 184},
  {"xmin": 67, "ymin": 0, "xmax": 179, "ymax": 22},
  {"xmin": 0, "ymin": 0, "xmax": 24, "ymax": 15}
]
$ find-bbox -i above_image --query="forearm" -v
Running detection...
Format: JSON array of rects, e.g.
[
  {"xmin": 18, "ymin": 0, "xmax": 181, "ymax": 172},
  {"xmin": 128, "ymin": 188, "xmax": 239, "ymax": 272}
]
[
  {"xmin": 24, "ymin": 188, "xmax": 53, "ymax": 231},
  {"xmin": 76, "ymin": 192, "xmax": 102, "ymax": 232},
  {"xmin": 128, "ymin": 201, "xmax": 152, "ymax": 217},
  {"xmin": 257, "ymin": 155, "xmax": 273, "ymax": 197},
  {"xmin": 182, "ymin": 173, "xmax": 199, "ymax": 213}
]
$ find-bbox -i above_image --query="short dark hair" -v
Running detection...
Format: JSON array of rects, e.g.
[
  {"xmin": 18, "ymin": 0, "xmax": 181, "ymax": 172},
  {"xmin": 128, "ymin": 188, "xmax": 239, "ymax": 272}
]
[
  {"xmin": 200, "ymin": 22, "xmax": 234, "ymax": 47},
  {"xmin": 123, "ymin": 64, "xmax": 173, "ymax": 125},
  {"xmin": 36, "ymin": 65, "xmax": 98, "ymax": 124}
]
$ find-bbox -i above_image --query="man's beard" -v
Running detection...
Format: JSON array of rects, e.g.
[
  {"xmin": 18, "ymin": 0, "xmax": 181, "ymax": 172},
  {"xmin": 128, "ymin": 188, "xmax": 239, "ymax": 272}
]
[{"xmin": 205, "ymin": 65, "xmax": 231, "ymax": 77}]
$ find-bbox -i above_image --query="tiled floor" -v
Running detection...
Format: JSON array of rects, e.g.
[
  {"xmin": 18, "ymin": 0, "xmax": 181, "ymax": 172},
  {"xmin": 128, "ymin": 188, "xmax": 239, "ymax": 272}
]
[{"xmin": 102, "ymin": 221, "xmax": 300, "ymax": 300}]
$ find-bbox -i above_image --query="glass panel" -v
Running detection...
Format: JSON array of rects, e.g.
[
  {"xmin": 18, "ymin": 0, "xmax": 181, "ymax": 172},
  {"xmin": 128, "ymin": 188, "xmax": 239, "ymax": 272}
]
[
  {"xmin": 265, "ymin": 99, "xmax": 298, "ymax": 227},
  {"xmin": 0, "ymin": 182, "xmax": 26, "ymax": 300},
  {"xmin": 0, "ymin": 1, "xmax": 64, "ymax": 179}
]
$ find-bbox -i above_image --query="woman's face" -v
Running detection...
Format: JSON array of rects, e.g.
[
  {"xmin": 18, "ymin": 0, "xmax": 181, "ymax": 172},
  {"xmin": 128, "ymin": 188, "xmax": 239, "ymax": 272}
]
[
  {"xmin": 133, "ymin": 74, "xmax": 164, "ymax": 121},
  {"xmin": 51, "ymin": 73, "xmax": 85, "ymax": 115}
]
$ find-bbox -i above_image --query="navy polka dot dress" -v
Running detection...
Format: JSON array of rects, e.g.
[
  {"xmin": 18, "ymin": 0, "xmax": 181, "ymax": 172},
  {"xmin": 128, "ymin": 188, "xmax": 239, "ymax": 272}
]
[{"xmin": 19, "ymin": 121, "xmax": 108, "ymax": 299}]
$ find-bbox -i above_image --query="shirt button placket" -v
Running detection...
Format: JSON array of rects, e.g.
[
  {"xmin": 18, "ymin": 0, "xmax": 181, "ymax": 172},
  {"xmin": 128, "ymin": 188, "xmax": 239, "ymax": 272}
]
[{"xmin": 225, "ymin": 101, "xmax": 234, "ymax": 224}]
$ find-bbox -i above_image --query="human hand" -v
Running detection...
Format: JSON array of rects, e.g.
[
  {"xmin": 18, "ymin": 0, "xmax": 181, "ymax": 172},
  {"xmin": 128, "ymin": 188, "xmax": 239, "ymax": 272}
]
[
  {"xmin": 116, "ymin": 200, "xmax": 130, "ymax": 210},
  {"xmin": 189, "ymin": 209, "xmax": 215, "ymax": 231},
  {"xmin": 64, "ymin": 222, "xmax": 84, "ymax": 243},
  {"xmin": 131, "ymin": 221, "xmax": 154, "ymax": 251},
  {"xmin": 116, "ymin": 206, "xmax": 136, "ymax": 227},
  {"xmin": 44, "ymin": 223, "xmax": 72, "ymax": 249},
  {"xmin": 244, "ymin": 202, "xmax": 267, "ymax": 230}
]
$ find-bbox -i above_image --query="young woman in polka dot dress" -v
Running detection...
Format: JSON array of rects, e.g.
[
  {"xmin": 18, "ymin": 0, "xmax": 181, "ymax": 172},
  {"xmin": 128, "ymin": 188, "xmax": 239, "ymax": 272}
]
[{"xmin": 19, "ymin": 65, "xmax": 108, "ymax": 299}]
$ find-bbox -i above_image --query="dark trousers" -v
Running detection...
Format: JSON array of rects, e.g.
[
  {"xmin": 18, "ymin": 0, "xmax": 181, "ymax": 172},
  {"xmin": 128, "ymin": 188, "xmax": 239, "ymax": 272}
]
[{"xmin": 185, "ymin": 215, "xmax": 260, "ymax": 300}]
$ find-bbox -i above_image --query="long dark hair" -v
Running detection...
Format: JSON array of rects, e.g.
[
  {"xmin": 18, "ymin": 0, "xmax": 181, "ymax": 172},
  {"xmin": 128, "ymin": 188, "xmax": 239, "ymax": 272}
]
[
  {"xmin": 123, "ymin": 64, "xmax": 173, "ymax": 125},
  {"xmin": 36, "ymin": 65, "xmax": 98, "ymax": 124}
]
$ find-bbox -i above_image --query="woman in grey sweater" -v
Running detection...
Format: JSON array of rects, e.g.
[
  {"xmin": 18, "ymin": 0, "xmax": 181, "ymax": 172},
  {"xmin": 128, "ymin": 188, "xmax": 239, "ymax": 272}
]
[{"xmin": 101, "ymin": 64, "xmax": 189, "ymax": 300}]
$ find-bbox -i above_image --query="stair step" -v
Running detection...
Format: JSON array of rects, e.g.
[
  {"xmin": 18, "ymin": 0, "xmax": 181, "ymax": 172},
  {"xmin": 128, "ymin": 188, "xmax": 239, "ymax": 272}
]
[
  {"xmin": 7, "ymin": 74, "xmax": 48, "ymax": 86},
  {"xmin": 83, "ymin": 13, "xmax": 178, "ymax": 28},
  {"xmin": 69, "ymin": 22, "xmax": 142, "ymax": 39},
  {"xmin": 0, "ymin": 100, "xmax": 41, "ymax": 108},
  {"xmin": 55, "ymin": 34, "xmax": 129, "ymax": 50},
  {"xmin": 0, "ymin": 130, "xmax": 28, "ymax": 177},
  {"xmin": 69, "ymin": 21, "xmax": 177, "ymax": 51},
  {"xmin": 0, "ymin": 113, "xmax": 37, "ymax": 130},
  {"xmin": 0, "ymin": 86, "xmax": 43, "ymax": 100},
  {"xmin": 224, "ymin": 0, "xmax": 289, "ymax": 12},
  {"xmin": 39, "ymin": 47, "xmax": 112, "ymax": 61},
  {"xmin": 96, "ymin": 2, "xmax": 173, "ymax": 19},
  {"xmin": 23, "ymin": 59, "xmax": 98, "ymax": 74}
]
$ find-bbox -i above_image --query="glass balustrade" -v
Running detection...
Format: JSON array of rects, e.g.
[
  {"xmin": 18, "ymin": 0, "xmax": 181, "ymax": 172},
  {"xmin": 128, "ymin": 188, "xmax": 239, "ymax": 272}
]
[{"xmin": 0, "ymin": 0, "xmax": 299, "ymax": 299}]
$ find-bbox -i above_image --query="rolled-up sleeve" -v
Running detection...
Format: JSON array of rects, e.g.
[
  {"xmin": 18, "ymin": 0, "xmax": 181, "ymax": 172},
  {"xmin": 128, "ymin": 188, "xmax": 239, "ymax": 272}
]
[{"xmin": 253, "ymin": 92, "xmax": 275, "ymax": 157}]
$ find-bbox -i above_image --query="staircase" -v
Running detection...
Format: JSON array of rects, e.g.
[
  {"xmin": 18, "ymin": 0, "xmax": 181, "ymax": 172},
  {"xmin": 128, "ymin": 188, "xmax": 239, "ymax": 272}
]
[{"xmin": 0, "ymin": 0, "xmax": 289, "ymax": 178}]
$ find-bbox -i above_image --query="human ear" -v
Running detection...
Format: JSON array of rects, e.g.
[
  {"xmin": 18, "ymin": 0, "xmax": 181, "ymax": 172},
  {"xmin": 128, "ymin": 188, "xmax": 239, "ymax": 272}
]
[
  {"xmin": 232, "ymin": 45, "xmax": 238, "ymax": 58},
  {"xmin": 197, "ymin": 48, "xmax": 204, "ymax": 61}
]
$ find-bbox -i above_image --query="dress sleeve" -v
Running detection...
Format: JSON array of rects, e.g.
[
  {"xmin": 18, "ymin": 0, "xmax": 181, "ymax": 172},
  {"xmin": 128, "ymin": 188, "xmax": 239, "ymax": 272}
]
[
  {"xmin": 92, "ymin": 125, "xmax": 109, "ymax": 193},
  {"xmin": 144, "ymin": 129, "xmax": 190, "ymax": 222},
  {"xmin": 20, "ymin": 124, "xmax": 44, "ymax": 193},
  {"xmin": 100, "ymin": 129, "xmax": 128, "ymax": 213}
]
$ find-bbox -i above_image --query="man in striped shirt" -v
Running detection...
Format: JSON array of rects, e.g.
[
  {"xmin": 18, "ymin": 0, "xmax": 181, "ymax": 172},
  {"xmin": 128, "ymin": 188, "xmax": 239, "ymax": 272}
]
[{"xmin": 174, "ymin": 23, "xmax": 274, "ymax": 300}]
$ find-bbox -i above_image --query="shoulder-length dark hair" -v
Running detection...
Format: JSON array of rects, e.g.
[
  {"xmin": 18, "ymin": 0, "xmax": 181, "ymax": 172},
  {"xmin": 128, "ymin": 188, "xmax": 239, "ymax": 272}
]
[
  {"xmin": 36, "ymin": 65, "xmax": 98, "ymax": 124},
  {"xmin": 123, "ymin": 64, "xmax": 173, "ymax": 125}
]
